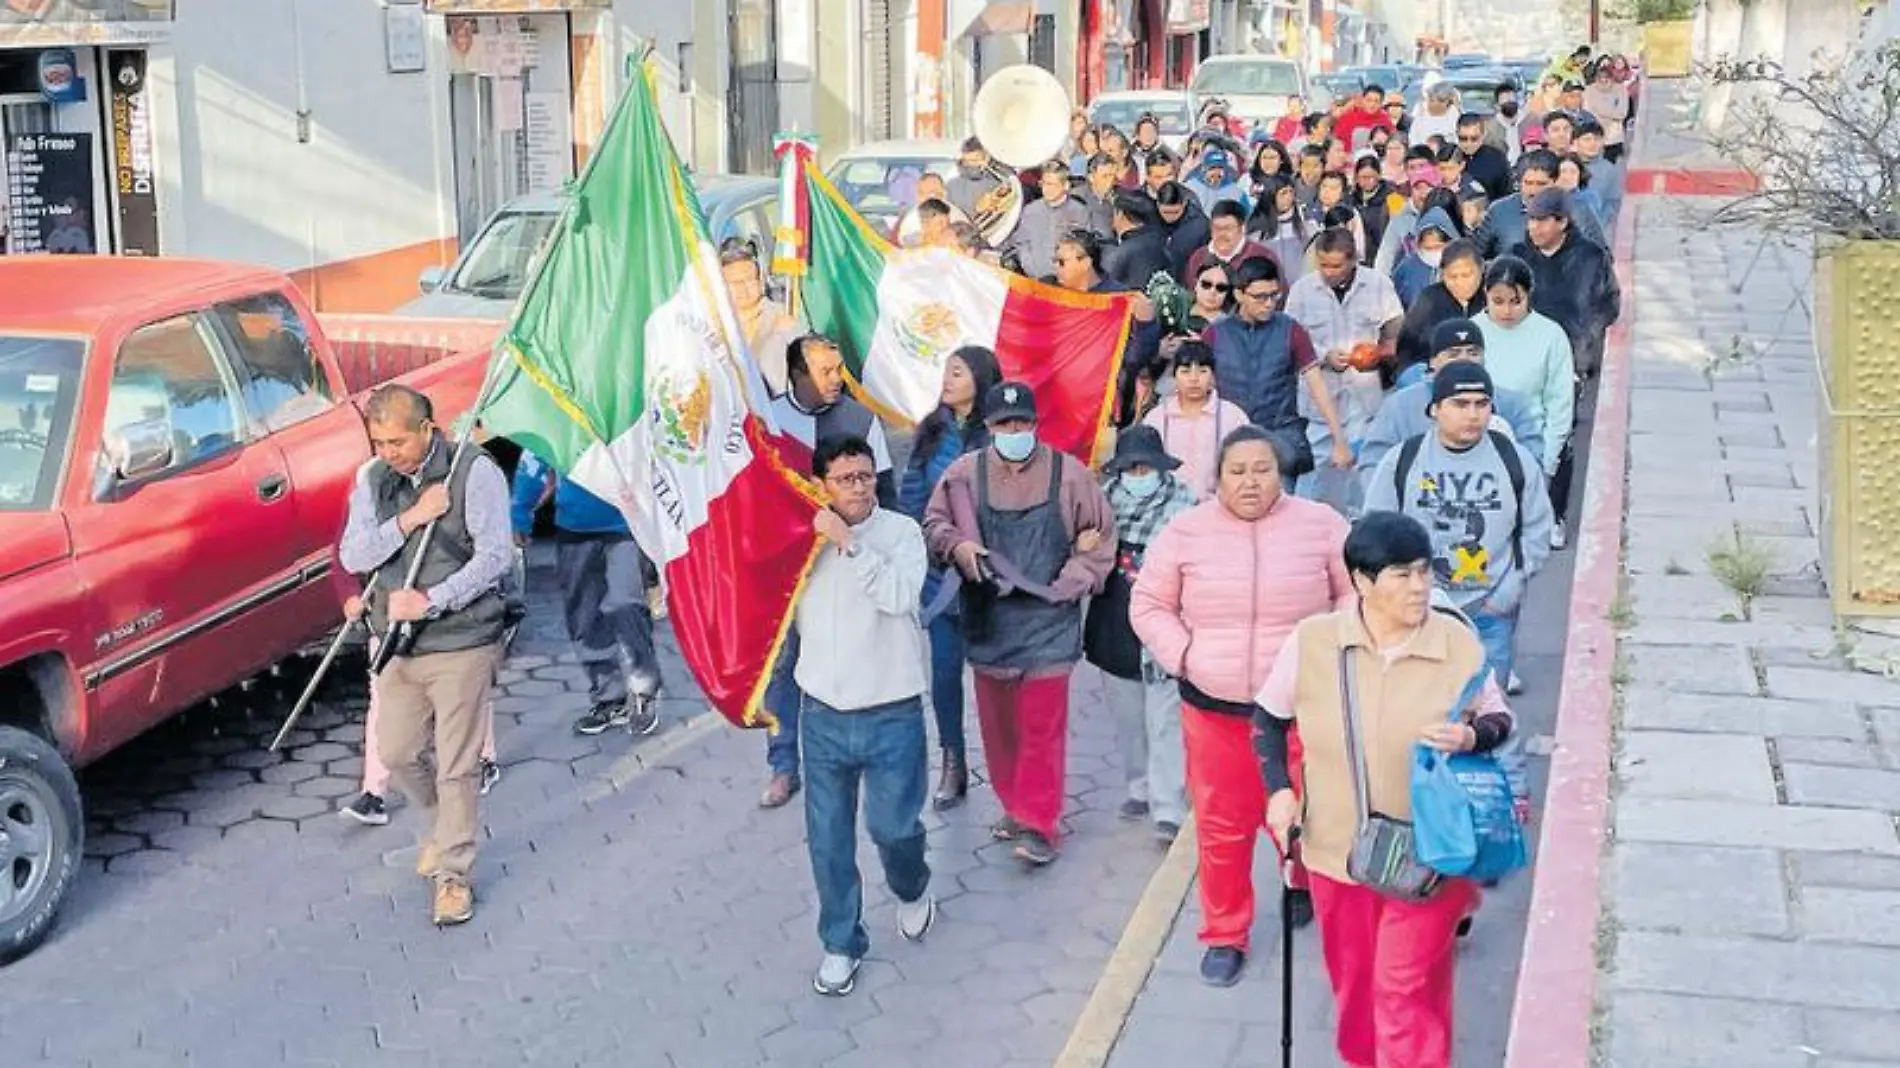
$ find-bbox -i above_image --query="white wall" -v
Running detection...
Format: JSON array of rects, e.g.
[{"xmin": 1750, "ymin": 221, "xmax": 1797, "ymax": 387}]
[
  {"xmin": 608, "ymin": 0, "xmax": 727, "ymax": 172},
  {"xmin": 149, "ymin": 0, "xmax": 452, "ymax": 269}
]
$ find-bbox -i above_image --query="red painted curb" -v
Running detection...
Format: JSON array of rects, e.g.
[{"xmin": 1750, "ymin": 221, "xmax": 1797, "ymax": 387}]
[
  {"xmin": 1501, "ymin": 87, "xmax": 1681, "ymax": 1068},
  {"xmin": 1624, "ymin": 168, "xmax": 1760, "ymax": 197}
]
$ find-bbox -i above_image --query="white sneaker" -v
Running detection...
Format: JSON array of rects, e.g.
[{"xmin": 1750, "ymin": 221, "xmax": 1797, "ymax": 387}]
[
  {"xmin": 1550, "ymin": 520, "xmax": 1569, "ymax": 551},
  {"xmin": 1507, "ymin": 671, "xmax": 1525, "ymax": 696},
  {"xmin": 897, "ymin": 894, "xmax": 937, "ymax": 942},
  {"xmin": 812, "ymin": 953, "xmax": 860, "ymax": 996}
]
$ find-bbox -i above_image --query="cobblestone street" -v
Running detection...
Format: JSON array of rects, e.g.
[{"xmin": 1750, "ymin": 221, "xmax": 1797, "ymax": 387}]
[{"xmin": 0, "ymin": 550, "xmax": 1159, "ymax": 1067}]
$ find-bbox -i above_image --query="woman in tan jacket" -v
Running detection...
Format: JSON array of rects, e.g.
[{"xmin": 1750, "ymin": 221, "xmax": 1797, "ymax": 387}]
[{"xmin": 1254, "ymin": 511, "xmax": 1515, "ymax": 1068}]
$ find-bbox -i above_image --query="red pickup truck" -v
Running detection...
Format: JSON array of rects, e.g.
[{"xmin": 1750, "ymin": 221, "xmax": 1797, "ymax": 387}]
[{"xmin": 0, "ymin": 257, "xmax": 497, "ymax": 962}]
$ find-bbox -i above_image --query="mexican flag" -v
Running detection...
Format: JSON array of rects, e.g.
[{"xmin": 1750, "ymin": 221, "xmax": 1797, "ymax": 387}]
[
  {"xmin": 797, "ymin": 165, "xmax": 1132, "ymax": 463},
  {"xmin": 476, "ymin": 61, "xmax": 819, "ymax": 728}
]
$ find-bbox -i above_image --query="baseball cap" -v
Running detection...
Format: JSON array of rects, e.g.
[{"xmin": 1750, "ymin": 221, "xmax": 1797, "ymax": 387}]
[
  {"xmin": 1429, "ymin": 361, "xmax": 1495, "ymax": 412},
  {"xmin": 1432, "ymin": 318, "xmax": 1486, "ymax": 356},
  {"xmin": 1526, "ymin": 188, "xmax": 1573, "ymax": 220},
  {"xmin": 1202, "ymin": 148, "xmax": 1231, "ymax": 171},
  {"xmin": 984, "ymin": 381, "xmax": 1038, "ymax": 424},
  {"xmin": 1457, "ymin": 177, "xmax": 1490, "ymax": 203}
]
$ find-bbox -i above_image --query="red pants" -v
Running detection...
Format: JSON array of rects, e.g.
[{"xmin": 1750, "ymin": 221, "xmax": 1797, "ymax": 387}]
[
  {"xmin": 973, "ymin": 669, "xmax": 1071, "ymax": 843},
  {"xmin": 1310, "ymin": 872, "xmax": 1480, "ymax": 1068},
  {"xmin": 1182, "ymin": 706, "xmax": 1306, "ymax": 951}
]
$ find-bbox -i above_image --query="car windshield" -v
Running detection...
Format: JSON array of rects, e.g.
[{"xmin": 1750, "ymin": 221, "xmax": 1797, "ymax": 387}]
[
  {"xmin": 447, "ymin": 210, "xmax": 561, "ymax": 300},
  {"xmin": 1315, "ymin": 74, "xmax": 1361, "ymax": 96},
  {"xmin": 1192, "ymin": 62, "xmax": 1301, "ymax": 96},
  {"xmin": 1351, "ymin": 66, "xmax": 1404, "ymax": 89},
  {"xmin": 824, "ymin": 156, "xmax": 958, "ymax": 217},
  {"xmin": 0, "ymin": 335, "xmax": 84, "ymax": 511},
  {"xmin": 1090, "ymin": 99, "xmax": 1192, "ymax": 135}
]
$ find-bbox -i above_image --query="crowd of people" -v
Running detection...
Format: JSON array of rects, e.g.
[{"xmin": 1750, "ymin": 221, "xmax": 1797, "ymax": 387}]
[{"xmin": 331, "ymin": 45, "xmax": 1632, "ymax": 1068}]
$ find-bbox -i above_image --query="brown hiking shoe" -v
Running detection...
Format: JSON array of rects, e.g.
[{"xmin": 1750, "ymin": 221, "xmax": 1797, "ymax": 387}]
[
  {"xmin": 432, "ymin": 877, "xmax": 474, "ymax": 926},
  {"xmin": 415, "ymin": 844, "xmax": 442, "ymax": 878}
]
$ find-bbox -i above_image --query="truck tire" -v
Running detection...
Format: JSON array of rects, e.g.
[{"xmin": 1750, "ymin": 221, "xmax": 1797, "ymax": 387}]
[{"xmin": 0, "ymin": 725, "xmax": 83, "ymax": 965}]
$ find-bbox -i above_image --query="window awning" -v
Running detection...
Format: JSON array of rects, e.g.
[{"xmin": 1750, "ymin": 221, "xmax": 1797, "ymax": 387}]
[{"xmin": 958, "ymin": 0, "xmax": 1033, "ymax": 39}]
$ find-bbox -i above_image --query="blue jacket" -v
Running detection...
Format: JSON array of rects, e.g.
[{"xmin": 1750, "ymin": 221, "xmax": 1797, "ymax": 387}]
[
  {"xmin": 510, "ymin": 451, "xmax": 629, "ymax": 537},
  {"xmin": 899, "ymin": 410, "xmax": 987, "ymax": 611}
]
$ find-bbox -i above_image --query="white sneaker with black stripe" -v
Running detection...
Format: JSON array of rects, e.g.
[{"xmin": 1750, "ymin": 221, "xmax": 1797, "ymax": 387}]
[
  {"xmin": 340, "ymin": 792, "xmax": 389, "ymax": 826},
  {"xmin": 897, "ymin": 894, "xmax": 937, "ymax": 942}
]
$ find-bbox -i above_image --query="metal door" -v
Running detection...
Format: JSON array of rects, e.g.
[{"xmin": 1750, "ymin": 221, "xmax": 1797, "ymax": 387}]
[
  {"xmin": 861, "ymin": 0, "xmax": 898, "ymax": 142},
  {"xmin": 728, "ymin": 0, "xmax": 779, "ymax": 175}
]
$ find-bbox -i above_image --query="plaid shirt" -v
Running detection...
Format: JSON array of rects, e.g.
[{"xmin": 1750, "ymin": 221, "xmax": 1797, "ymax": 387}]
[{"xmin": 1106, "ymin": 473, "xmax": 1198, "ymax": 558}]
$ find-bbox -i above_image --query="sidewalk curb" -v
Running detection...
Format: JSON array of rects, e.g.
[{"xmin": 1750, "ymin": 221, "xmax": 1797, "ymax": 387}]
[
  {"xmin": 580, "ymin": 709, "xmax": 727, "ymax": 803},
  {"xmin": 1052, "ymin": 816, "xmax": 1200, "ymax": 1068},
  {"xmin": 1502, "ymin": 84, "xmax": 1658, "ymax": 1068}
]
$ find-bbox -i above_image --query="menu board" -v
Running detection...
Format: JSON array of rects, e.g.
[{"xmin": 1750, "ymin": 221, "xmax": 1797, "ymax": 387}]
[{"xmin": 5, "ymin": 132, "xmax": 96, "ymax": 255}]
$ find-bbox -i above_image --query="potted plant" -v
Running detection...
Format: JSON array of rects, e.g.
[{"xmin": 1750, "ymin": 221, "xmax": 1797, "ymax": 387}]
[
  {"xmin": 1625, "ymin": 0, "xmax": 1700, "ymax": 76},
  {"xmin": 1701, "ymin": 42, "xmax": 1900, "ymax": 615}
]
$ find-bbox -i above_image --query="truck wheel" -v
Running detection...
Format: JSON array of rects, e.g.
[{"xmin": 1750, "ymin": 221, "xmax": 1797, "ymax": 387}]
[{"xmin": 0, "ymin": 726, "xmax": 82, "ymax": 965}]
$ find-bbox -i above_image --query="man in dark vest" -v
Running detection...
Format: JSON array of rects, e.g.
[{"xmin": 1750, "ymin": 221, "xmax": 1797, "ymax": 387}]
[
  {"xmin": 922, "ymin": 382, "xmax": 1116, "ymax": 866},
  {"xmin": 338, "ymin": 385, "xmax": 514, "ymax": 927},
  {"xmin": 758, "ymin": 334, "xmax": 898, "ymax": 809}
]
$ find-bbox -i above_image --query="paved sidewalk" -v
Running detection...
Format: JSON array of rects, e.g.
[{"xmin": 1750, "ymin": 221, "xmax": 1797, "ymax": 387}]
[
  {"xmin": 1599, "ymin": 201, "xmax": 1900, "ymax": 1066},
  {"xmin": 1, "ymin": 548, "xmax": 1163, "ymax": 1067}
]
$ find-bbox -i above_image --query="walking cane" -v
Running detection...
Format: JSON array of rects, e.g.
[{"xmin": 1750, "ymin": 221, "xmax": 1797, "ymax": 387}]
[{"xmin": 1281, "ymin": 826, "xmax": 1301, "ymax": 1068}]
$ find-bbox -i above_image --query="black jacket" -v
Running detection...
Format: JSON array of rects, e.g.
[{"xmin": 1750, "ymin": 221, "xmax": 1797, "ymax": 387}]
[
  {"xmin": 1395, "ymin": 283, "xmax": 1488, "ymax": 378},
  {"xmin": 1464, "ymin": 144, "xmax": 1514, "ymax": 200},
  {"xmin": 1160, "ymin": 199, "xmax": 1212, "ymax": 281},
  {"xmin": 1091, "ymin": 277, "xmax": 1162, "ymax": 427},
  {"xmin": 1512, "ymin": 233, "xmax": 1621, "ymax": 376},
  {"xmin": 1106, "ymin": 224, "xmax": 1174, "ymax": 290}
]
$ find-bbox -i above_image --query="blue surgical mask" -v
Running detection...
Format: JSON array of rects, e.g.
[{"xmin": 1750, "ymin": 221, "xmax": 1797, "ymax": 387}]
[
  {"xmin": 993, "ymin": 430, "xmax": 1037, "ymax": 463},
  {"xmin": 1121, "ymin": 472, "xmax": 1162, "ymax": 497}
]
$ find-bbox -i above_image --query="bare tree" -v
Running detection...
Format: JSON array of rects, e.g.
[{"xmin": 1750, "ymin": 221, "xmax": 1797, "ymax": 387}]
[{"xmin": 1699, "ymin": 43, "xmax": 1900, "ymax": 239}]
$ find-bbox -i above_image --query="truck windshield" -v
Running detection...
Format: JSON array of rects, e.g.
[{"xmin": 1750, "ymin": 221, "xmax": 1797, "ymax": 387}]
[
  {"xmin": 0, "ymin": 336, "xmax": 84, "ymax": 511},
  {"xmin": 1192, "ymin": 62, "xmax": 1302, "ymax": 97},
  {"xmin": 447, "ymin": 210, "xmax": 561, "ymax": 301}
]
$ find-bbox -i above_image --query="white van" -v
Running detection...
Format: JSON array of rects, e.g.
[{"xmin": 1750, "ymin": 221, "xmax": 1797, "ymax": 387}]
[{"xmin": 1189, "ymin": 55, "xmax": 1309, "ymax": 129}]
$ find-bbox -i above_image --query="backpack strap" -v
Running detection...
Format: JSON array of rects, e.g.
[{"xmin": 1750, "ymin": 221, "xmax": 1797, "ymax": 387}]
[
  {"xmin": 1393, "ymin": 433, "xmax": 1427, "ymax": 504},
  {"xmin": 1488, "ymin": 429, "xmax": 1526, "ymax": 567}
]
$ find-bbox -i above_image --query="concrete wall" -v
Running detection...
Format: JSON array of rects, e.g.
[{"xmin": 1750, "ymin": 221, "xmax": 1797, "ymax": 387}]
[
  {"xmin": 149, "ymin": 0, "xmax": 453, "ymax": 276},
  {"xmin": 1442, "ymin": 0, "xmax": 1587, "ymax": 57}
]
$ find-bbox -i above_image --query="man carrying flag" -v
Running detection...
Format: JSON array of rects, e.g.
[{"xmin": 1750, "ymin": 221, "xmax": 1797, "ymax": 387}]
[{"xmin": 474, "ymin": 58, "xmax": 818, "ymax": 754}]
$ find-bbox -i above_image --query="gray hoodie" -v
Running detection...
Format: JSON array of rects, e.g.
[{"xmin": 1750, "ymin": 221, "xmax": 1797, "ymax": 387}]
[{"xmin": 1362, "ymin": 430, "xmax": 1554, "ymax": 615}]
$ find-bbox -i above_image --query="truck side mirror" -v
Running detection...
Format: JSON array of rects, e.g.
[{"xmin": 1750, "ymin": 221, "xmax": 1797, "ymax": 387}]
[
  {"xmin": 418, "ymin": 266, "xmax": 448, "ymax": 293},
  {"xmin": 104, "ymin": 418, "xmax": 174, "ymax": 484}
]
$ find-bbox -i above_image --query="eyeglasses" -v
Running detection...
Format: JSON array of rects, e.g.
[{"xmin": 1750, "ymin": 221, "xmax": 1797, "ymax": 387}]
[
  {"xmin": 826, "ymin": 472, "xmax": 877, "ymax": 487},
  {"xmin": 1198, "ymin": 280, "xmax": 1231, "ymax": 293},
  {"xmin": 1240, "ymin": 287, "xmax": 1280, "ymax": 302}
]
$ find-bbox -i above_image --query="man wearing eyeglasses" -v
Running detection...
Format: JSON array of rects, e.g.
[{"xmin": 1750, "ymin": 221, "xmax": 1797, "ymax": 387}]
[
  {"xmin": 796, "ymin": 435, "xmax": 938, "ymax": 997},
  {"xmin": 1182, "ymin": 200, "xmax": 1278, "ymax": 284},
  {"xmin": 1203, "ymin": 257, "xmax": 1350, "ymax": 484},
  {"xmin": 1455, "ymin": 113, "xmax": 1513, "ymax": 199}
]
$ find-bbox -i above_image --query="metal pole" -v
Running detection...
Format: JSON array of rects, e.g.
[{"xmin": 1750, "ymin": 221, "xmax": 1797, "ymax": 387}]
[{"xmin": 267, "ymin": 575, "xmax": 376, "ymax": 752}]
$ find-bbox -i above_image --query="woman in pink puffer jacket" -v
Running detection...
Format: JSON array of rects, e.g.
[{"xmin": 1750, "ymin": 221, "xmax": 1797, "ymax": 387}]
[{"xmin": 1131, "ymin": 424, "xmax": 1353, "ymax": 988}]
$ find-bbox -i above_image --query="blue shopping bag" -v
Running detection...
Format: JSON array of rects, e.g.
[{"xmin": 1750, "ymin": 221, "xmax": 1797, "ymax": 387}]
[{"xmin": 1411, "ymin": 670, "xmax": 1528, "ymax": 883}]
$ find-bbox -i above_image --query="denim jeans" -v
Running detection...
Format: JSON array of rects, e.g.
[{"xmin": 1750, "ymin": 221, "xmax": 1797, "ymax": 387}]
[
  {"xmin": 800, "ymin": 693, "xmax": 932, "ymax": 958},
  {"xmin": 765, "ymin": 630, "xmax": 802, "ymax": 776},
  {"xmin": 1471, "ymin": 607, "xmax": 1519, "ymax": 689},
  {"xmin": 927, "ymin": 613, "xmax": 967, "ymax": 758}
]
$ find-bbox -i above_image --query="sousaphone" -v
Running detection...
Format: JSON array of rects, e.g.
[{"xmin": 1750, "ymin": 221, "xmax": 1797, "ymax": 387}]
[{"xmin": 968, "ymin": 64, "xmax": 1073, "ymax": 246}]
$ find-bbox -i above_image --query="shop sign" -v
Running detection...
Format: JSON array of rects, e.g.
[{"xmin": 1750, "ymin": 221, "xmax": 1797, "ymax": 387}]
[
  {"xmin": 37, "ymin": 47, "xmax": 84, "ymax": 102},
  {"xmin": 424, "ymin": 1, "xmax": 608, "ymax": 12},
  {"xmin": 1, "ymin": 1, "xmax": 174, "ymax": 47},
  {"xmin": 108, "ymin": 48, "xmax": 159, "ymax": 256},
  {"xmin": 5, "ymin": 131, "xmax": 97, "ymax": 254},
  {"xmin": 447, "ymin": 14, "xmax": 543, "ymax": 78},
  {"xmin": 1165, "ymin": 0, "xmax": 1211, "ymax": 35}
]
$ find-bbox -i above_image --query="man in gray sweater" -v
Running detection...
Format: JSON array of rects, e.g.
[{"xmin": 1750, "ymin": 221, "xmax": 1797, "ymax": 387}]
[{"xmin": 1362, "ymin": 362, "xmax": 1553, "ymax": 688}]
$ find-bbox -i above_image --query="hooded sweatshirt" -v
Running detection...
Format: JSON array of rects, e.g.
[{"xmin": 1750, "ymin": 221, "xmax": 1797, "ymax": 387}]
[
  {"xmin": 1390, "ymin": 206, "xmax": 1459, "ymax": 307},
  {"xmin": 1475, "ymin": 309, "xmax": 1577, "ymax": 475},
  {"xmin": 1362, "ymin": 430, "xmax": 1554, "ymax": 616}
]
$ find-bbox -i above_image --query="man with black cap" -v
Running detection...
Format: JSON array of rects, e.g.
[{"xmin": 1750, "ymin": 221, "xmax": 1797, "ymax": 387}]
[
  {"xmin": 1471, "ymin": 149, "xmax": 1609, "ymax": 259},
  {"xmin": 1357, "ymin": 317, "xmax": 1543, "ymax": 486},
  {"xmin": 1184, "ymin": 147, "xmax": 1250, "ymax": 216},
  {"xmin": 1511, "ymin": 188, "xmax": 1620, "ymax": 378},
  {"xmin": 1363, "ymin": 361, "xmax": 1553, "ymax": 689},
  {"xmin": 923, "ymin": 382, "xmax": 1116, "ymax": 867},
  {"xmin": 1084, "ymin": 425, "xmax": 1198, "ymax": 844}
]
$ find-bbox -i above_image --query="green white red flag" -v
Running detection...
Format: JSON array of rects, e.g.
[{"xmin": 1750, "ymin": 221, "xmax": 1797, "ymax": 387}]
[
  {"xmin": 796, "ymin": 166, "xmax": 1132, "ymax": 463},
  {"xmin": 476, "ymin": 61, "xmax": 818, "ymax": 728}
]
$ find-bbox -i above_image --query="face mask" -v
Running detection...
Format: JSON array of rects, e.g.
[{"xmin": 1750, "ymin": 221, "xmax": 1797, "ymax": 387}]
[
  {"xmin": 993, "ymin": 430, "xmax": 1037, "ymax": 463},
  {"xmin": 1121, "ymin": 472, "xmax": 1162, "ymax": 497},
  {"xmin": 1499, "ymin": 102, "xmax": 1520, "ymax": 119},
  {"xmin": 1420, "ymin": 248, "xmax": 1445, "ymax": 268}
]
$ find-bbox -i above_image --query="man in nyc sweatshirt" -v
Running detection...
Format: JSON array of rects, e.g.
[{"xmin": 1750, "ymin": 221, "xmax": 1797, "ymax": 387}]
[
  {"xmin": 1363, "ymin": 362, "xmax": 1553, "ymax": 687},
  {"xmin": 1357, "ymin": 317, "xmax": 1543, "ymax": 484}
]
